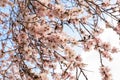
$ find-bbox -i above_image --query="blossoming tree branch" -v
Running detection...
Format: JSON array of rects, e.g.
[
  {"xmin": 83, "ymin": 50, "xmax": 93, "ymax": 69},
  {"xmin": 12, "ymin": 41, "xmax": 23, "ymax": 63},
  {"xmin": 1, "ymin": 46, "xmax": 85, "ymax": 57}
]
[{"xmin": 0, "ymin": 0, "xmax": 120, "ymax": 80}]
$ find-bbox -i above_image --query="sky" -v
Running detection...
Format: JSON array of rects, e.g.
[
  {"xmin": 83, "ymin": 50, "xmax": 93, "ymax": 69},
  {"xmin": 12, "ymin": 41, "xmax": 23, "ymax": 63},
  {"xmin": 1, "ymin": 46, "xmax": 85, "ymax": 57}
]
[
  {"xmin": 62, "ymin": 0, "xmax": 120, "ymax": 78},
  {"xmin": 79, "ymin": 16, "xmax": 120, "ymax": 80},
  {"xmin": 81, "ymin": 29, "xmax": 120, "ymax": 80}
]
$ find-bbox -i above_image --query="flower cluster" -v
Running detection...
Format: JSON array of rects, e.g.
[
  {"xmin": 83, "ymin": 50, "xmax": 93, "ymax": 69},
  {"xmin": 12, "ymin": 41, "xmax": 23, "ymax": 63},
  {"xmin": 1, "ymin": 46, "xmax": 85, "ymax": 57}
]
[
  {"xmin": 0, "ymin": 0, "xmax": 12, "ymax": 7},
  {"xmin": 0, "ymin": 0, "xmax": 120, "ymax": 80},
  {"xmin": 114, "ymin": 21, "xmax": 120, "ymax": 34},
  {"xmin": 100, "ymin": 66, "xmax": 112, "ymax": 80}
]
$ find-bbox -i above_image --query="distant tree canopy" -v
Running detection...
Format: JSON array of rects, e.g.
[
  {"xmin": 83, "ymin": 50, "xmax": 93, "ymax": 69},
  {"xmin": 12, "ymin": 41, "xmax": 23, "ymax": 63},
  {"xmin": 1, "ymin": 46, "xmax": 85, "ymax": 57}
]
[{"xmin": 0, "ymin": 0, "xmax": 120, "ymax": 80}]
